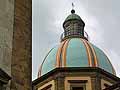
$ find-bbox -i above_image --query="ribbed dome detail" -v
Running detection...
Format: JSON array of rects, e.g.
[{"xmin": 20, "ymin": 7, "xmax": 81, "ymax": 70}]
[
  {"xmin": 38, "ymin": 38, "xmax": 115, "ymax": 77},
  {"xmin": 65, "ymin": 13, "xmax": 81, "ymax": 22}
]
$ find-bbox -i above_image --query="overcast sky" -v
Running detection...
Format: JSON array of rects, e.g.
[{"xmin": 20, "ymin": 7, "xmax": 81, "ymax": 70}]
[{"xmin": 32, "ymin": 0, "xmax": 120, "ymax": 80}]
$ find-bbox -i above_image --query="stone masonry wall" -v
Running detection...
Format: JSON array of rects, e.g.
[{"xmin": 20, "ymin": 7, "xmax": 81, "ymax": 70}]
[
  {"xmin": 11, "ymin": 0, "xmax": 32, "ymax": 90},
  {"xmin": 0, "ymin": 0, "xmax": 14, "ymax": 76}
]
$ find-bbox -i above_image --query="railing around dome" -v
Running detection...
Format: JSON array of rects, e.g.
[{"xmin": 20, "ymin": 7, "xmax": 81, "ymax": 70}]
[{"xmin": 60, "ymin": 31, "xmax": 89, "ymax": 41}]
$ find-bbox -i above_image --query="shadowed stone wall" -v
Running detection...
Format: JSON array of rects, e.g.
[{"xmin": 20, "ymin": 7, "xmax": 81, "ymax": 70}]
[
  {"xmin": 0, "ymin": 0, "xmax": 14, "ymax": 89},
  {"xmin": 0, "ymin": 0, "xmax": 14, "ymax": 76},
  {"xmin": 11, "ymin": 0, "xmax": 32, "ymax": 90},
  {"xmin": 0, "ymin": 0, "xmax": 32, "ymax": 89}
]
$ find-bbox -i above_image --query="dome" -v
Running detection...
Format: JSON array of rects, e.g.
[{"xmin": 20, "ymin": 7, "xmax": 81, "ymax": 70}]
[
  {"xmin": 63, "ymin": 9, "xmax": 85, "ymax": 26},
  {"xmin": 38, "ymin": 38, "xmax": 115, "ymax": 77},
  {"xmin": 64, "ymin": 13, "xmax": 85, "ymax": 25},
  {"xmin": 65, "ymin": 13, "xmax": 81, "ymax": 21}
]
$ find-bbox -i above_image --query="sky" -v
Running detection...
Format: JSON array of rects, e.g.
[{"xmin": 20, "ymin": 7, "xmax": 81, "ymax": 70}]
[{"xmin": 32, "ymin": 0, "xmax": 120, "ymax": 80}]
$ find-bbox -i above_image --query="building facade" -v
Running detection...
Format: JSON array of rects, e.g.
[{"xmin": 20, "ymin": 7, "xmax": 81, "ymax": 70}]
[
  {"xmin": 0, "ymin": 0, "xmax": 32, "ymax": 90},
  {"xmin": 32, "ymin": 9, "xmax": 120, "ymax": 90}
]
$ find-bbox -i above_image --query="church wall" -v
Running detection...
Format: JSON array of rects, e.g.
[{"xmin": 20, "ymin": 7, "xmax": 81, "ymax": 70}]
[
  {"xmin": 38, "ymin": 80, "xmax": 55, "ymax": 90},
  {"xmin": 11, "ymin": 0, "xmax": 32, "ymax": 90},
  {"xmin": 100, "ymin": 72, "xmax": 119, "ymax": 90},
  {"xmin": 33, "ymin": 71, "xmax": 98, "ymax": 90},
  {"xmin": 65, "ymin": 76, "xmax": 92, "ymax": 90},
  {"xmin": 33, "ymin": 68, "xmax": 120, "ymax": 90},
  {"xmin": 0, "ymin": 0, "xmax": 14, "ymax": 76},
  {"xmin": 0, "ymin": 0, "xmax": 32, "ymax": 89},
  {"xmin": 101, "ymin": 79, "xmax": 113, "ymax": 90}
]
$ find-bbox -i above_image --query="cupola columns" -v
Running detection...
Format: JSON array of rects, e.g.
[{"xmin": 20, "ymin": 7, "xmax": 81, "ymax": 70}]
[{"xmin": 61, "ymin": 9, "xmax": 88, "ymax": 41}]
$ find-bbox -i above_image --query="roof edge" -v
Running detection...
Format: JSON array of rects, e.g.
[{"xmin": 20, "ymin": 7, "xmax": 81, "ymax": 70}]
[{"xmin": 32, "ymin": 67, "xmax": 120, "ymax": 85}]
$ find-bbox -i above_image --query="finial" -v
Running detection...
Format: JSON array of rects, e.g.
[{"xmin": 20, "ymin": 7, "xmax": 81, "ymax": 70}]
[
  {"xmin": 71, "ymin": 3, "xmax": 75, "ymax": 14},
  {"xmin": 72, "ymin": 3, "xmax": 74, "ymax": 9}
]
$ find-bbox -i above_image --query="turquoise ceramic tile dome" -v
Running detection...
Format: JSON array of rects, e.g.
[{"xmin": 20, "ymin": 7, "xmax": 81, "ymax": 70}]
[
  {"xmin": 38, "ymin": 9, "xmax": 115, "ymax": 77},
  {"xmin": 38, "ymin": 38, "xmax": 115, "ymax": 76}
]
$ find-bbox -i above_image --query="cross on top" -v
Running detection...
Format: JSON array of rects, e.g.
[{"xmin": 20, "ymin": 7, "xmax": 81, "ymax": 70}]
[{"xmin": 72, "ymin": 3, "xmax": 75, "ymax": 9}]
